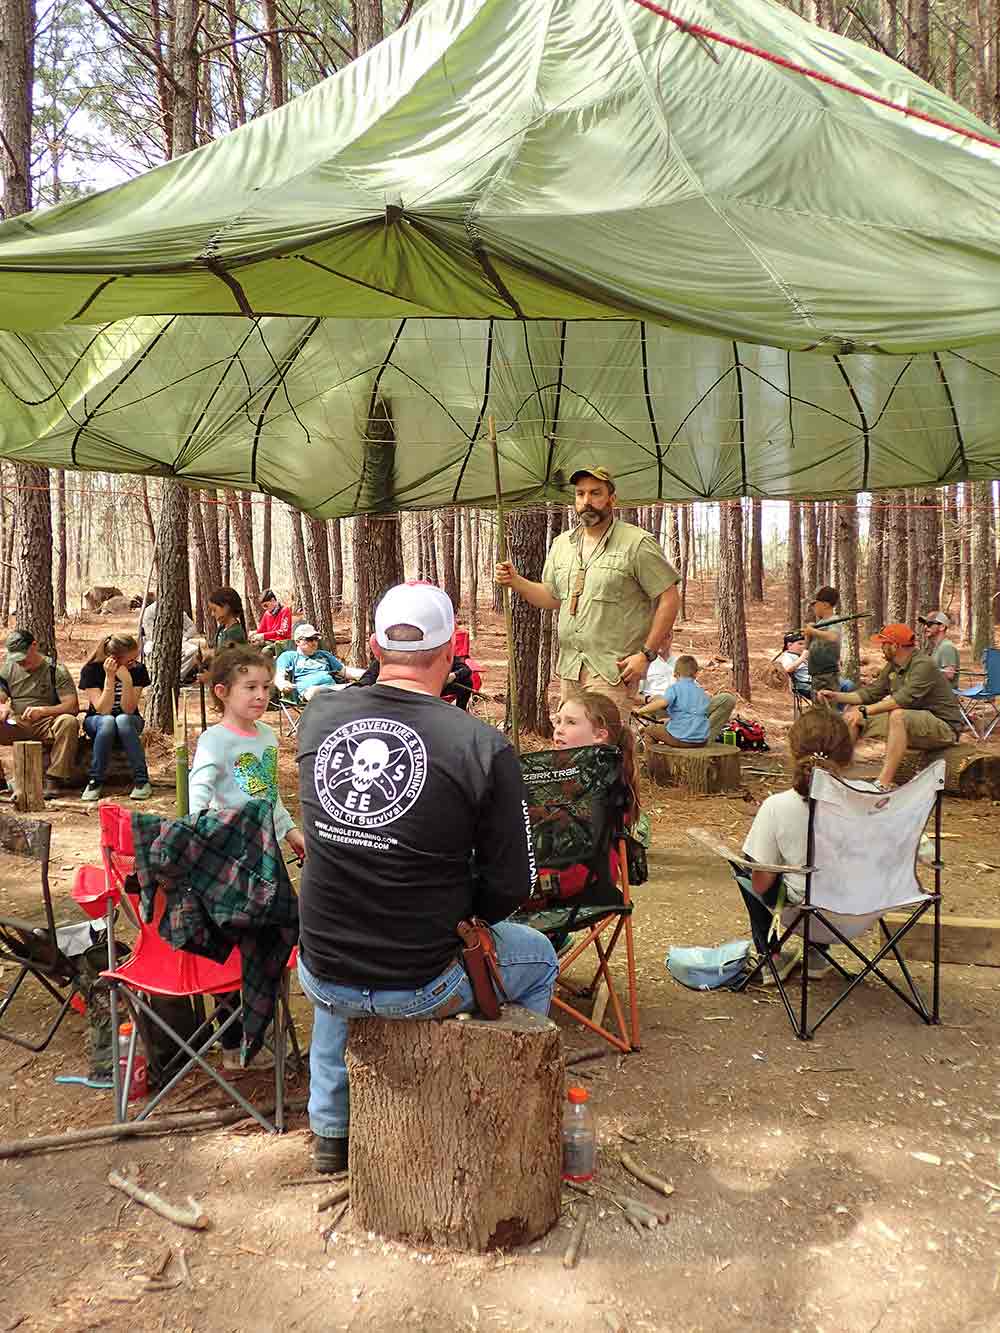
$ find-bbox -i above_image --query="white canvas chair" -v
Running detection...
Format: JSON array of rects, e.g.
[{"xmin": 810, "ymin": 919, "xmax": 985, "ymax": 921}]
[{"xmin": 690, "ymin": 760, "xmax": 944, "ymax": 1039}]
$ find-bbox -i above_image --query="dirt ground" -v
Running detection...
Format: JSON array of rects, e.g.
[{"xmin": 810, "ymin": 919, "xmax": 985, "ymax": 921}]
[{"xmin": 1, "ymin": 589, "xmax": 999, "ymax": 1333}]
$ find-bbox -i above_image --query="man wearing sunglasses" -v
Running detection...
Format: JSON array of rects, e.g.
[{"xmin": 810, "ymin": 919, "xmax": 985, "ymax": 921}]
[{"xmin": 496, "ymin": 467, "xmax": 679, "ymax": 715}]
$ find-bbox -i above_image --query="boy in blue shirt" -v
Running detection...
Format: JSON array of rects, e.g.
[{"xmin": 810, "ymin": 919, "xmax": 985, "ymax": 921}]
[
  {"xmin": 638, "ymin": 655, "xmax": 711, "ymax": 747},
  {"xmin": 274, "ymin": 624, "xmax": 345, "ymax": 700}
]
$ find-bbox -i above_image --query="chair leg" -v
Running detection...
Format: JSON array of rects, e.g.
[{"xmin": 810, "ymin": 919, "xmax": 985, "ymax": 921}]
[{"xmin": 0, "ymin": 966, "xmax": 81, "ymax": 1053}]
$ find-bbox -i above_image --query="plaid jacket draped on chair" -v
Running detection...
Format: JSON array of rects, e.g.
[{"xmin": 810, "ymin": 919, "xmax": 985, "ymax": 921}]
[{"xmin": 130, "ymin": 801, "xmax": 298, "ymax": 1057}]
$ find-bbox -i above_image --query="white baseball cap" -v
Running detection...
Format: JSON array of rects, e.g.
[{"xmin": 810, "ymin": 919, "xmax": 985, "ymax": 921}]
[
  {"xmin": 294, "ymin": 623, "xmax": 320, "ymax": 641},
  {"xmin": 374, "ymin": 583, "xmax": 455, "ymax": 652}
]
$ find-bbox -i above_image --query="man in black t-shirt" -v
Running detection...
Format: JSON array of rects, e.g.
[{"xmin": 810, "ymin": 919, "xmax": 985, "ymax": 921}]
[{"xmin": 297, "ymin": 583, "xmax": 557, "ymax": 1174}]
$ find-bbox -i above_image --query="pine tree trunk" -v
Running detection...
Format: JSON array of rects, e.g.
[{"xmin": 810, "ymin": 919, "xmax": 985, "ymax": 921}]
[
  {"xmin": 717, "ymin": 502, "xmax": 750, "ymax": 699},
  {"xmin": 887, "ymin": 490, "xmax": 908, "ymax": 623},
  {"xmin": 55, "ymin": 471, "xmax": 68, "ymax": 618},
  {"xmin": 913, "ymin": 490, "xmax": 941, "ymax": 617},
  {"xmin": 678, "ymin": 503, "xmax": 690, "ymax": 621},
  {"xmin": 229, "ymin": 495, "xmax": 262, "ymax": 616},
  {"xmin": 749, "ymin": 498, "xmax": 764, "ymax": 601},
  {"xmin": 959, "ymin": 484, "xmax": 973, "ymax": 644},
  {"xmin": 537, "ymin": 506, "xmax": 564, "ymax": 737},
  {"xmin": 14, "ymin": 467, "xmax": 55, "ymax": 658},
  {"xmin": 905, "ymin": 492, "xmax": 919, "ymax": 628},
  {"xmin": 202, "ymin": 490, "xmax": 222, "ymax": 589},
  {"xmin": 288, "ymin": 507, "xmax": 317, "ymax": 629},
  {"xmin": 666, "ymin": 506, "xmax": 681, "ymax": 569},
  {"xmin": 971, "ymin": 482, "xmax": 994, "ymax": 659},
  {"xmin": 329, "ymin": 519, "xmax": 343, "ymax": 613},
  {"xmin": 261, "ymin": 494, "xmax": 272, "ymax": 591},
  {"xmin": 506, "ymin": 509, "xmax": 547, "ymax": 734},
  {"xmin": 427, "ymin": 514, "xmax": 439, "ymax": 585},
  {"xmin": 189, "ymin": 494, "xmax": 214, "ymax": 634},
  {"xmin": 147, "ymin": 0, "xmax": 199, "ymax": 726},
  {"xmin": 306, "ymin": 518, "xmax": 334, "ymax": 645},
  {"xmin": 350, "ymin": 518, "xmax": 372, "ymax": 665},
  {"xmin": 441, "ymin": 511, "xmax": 458, "ymax": 608},
  {"xmin": 804, "ymin": 502, "xmax": 818, "ymax": 598},
  {"xmin": 837, "ymin": 498, "xmax": 861, "ymax": 682},
  {"xmin": 454, "ymin": 510, "xmax": 462, "ymax": 609},
  {"xmin": 786, "ymin": 500, "xmax": 803, "ymax": 629},
  {"xmin": 866, "ymin": 498, "xmax": 886, "ymax": 629}
]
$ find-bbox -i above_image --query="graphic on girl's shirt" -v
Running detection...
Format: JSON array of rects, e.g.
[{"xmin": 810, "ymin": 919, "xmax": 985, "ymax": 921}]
[
  {"xmin": 233, "ymin": 746, "xmax": 279, "ymax": 804},
  {"xmin": 314, "ymin": 717, "xmax": 426, "ymax": 829}
]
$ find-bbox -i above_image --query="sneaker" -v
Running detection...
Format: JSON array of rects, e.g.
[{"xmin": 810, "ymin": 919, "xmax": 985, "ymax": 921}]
[
  {"xmin": 222, "ymin": 1047, "xmax": 275, "ymax": 1070},
  {"xmin": 81, "ymin": 782, "xmax": 103, "ymax": 803},
  {"xmin": 314, "ymin": 1134, "xmax": 349, "ymax": 1174},
  {"xmin": 129, "ymin": 783, "xmax": 153, "ymax": 801},
  {"xmin": 806, "ymin": 947, "xmax": 834, "ymax": 980},
  {"xmin": 762, "ymin": 945, "xmax": 802, "ymax": 986}
]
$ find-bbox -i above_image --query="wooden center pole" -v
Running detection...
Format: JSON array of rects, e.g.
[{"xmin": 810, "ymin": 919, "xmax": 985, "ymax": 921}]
[{"xmin": 489, "ymin": 416, "xmax": 519, "ymax": 754}]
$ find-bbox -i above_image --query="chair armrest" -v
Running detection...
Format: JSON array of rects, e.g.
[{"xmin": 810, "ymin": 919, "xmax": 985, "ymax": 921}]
[{"xmin": 687, "ymin": 826, "xmax": 810, "ymax": 877}]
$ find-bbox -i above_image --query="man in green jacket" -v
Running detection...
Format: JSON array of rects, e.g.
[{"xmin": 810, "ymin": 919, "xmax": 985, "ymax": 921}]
[
  {"xmin": 818, "ymin": 623, "xmax": 963, "ymax": 791},
  {"xmin": 495, "ymin": 466, "xmax": 679, "ymax": 717}
]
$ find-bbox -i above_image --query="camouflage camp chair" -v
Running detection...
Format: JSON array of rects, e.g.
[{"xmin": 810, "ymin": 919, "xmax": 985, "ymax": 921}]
[{"xmin": 514, "ymin": 744, "xmax": 641, "ymax": 1054}]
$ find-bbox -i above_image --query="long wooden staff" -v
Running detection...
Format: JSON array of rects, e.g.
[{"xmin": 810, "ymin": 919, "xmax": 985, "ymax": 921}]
[
  {"xmin": 174, "ymin": 690, "xmax": 190, "ymax": 817},
  {"xmin": 489, "ymin": 416, "xmax": 520, "ymax": 754}
]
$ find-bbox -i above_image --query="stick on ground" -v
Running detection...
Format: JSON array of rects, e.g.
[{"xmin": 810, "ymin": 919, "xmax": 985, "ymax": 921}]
[
  {"xmin": 108, "ymin": 1170, "xmax": 210, "ymax": 1230},
  {"xmin": 620, "ymin": 1151, "xmax": 675, "ymax": 1198},
  {"xmin": 316, "ymin": 1181, "xmax": 350, "ymax": 1213},
  {"xmin": 562, "ymin": 1202, "xmax": 591, "ymax": 1269}
]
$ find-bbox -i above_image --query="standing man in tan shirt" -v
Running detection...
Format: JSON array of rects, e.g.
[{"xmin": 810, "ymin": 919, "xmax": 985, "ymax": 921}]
[{"xmin": 495, "ymin": 467, "xmax": 679, "ymax": 717}]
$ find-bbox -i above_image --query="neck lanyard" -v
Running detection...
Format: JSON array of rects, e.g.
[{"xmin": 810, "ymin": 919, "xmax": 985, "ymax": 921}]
[{"xmin": 570, "ymin": 520, "xmax": 614, "ymax": 616}]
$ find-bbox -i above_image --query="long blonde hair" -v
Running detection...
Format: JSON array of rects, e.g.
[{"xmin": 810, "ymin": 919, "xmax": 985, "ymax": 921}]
[{"xmin": 86, "ymin": 633, "xmax": 139, "ymax": 667}]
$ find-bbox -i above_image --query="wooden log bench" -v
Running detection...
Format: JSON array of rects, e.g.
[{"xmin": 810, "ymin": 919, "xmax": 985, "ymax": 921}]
[
  {"xmin": 345, "ymin": 1007, "xmax": 563, "ymax": 1252},
  {"xmin": 643, "ymin": 739, "xmax": 742, "ymax": 795},
  {"xmin": 883, "ymin": 912, "xmax": 1000, "ymax": 966},
  {"xmin": 894, "ymin": 744, "xmax": 1000, "ymax": 798}
]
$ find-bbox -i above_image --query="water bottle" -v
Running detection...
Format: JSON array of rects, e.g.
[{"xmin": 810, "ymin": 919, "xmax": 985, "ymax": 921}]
[
  {"xmin": 562, "ymin": 1086, "xmax": 596, "ymax": 1181},
  {"xmin": 118, "ymin": 1022, "xmax": 148, "ymax": 1102}
]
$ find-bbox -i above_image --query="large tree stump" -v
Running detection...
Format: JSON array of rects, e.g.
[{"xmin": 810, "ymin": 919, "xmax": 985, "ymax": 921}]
[
  {"xmin": 644, "ymin": 739, "xmax": 741, "ymax": 795},
  {"xmin": 346, "ymin": 1007, "xmax": 563, "ymax": 1252},
  {"xmin": 13, "ymin": 741, "xmax": 44, "ymax": 812},
  {"xmin": 895, "ymin": 744, "xmax": 1000, "ymax": 798}
]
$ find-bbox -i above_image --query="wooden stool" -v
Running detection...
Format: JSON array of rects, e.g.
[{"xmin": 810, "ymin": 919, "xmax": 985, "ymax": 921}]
[
  {"xmin": 345, "ymin": 1007, "xmax": 563, "ymax": 1251},
  {"xmin": 644, "ymin": 739, "xmax": 741, "ymax": 795}
]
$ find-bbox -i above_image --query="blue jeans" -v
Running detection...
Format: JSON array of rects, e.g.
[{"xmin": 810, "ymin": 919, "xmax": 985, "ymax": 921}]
[
  {"xmin": 83, "ymin": 712, "xmax": 148, "ymax": 784},
  {"xmin": 298, "ymin": 920, "xmax": 559, "ymax": 1139}
]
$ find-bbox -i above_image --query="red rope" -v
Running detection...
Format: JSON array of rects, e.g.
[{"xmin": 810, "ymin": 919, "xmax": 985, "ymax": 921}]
[{"xmin": 629, "ymin": 0, "xmax": 1000, "ymax": 153}]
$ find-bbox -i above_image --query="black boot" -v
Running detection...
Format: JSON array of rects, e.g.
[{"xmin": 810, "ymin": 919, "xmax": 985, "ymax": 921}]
[{"xmin": 313, "ymin": 1134, "xmax": 348, "ymax": 1174}]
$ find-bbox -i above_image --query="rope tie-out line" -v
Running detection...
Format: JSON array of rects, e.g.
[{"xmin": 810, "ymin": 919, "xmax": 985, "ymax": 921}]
[{"xmin": 629, "ymin": 0, "xmax": 1000, "ymax": 153}]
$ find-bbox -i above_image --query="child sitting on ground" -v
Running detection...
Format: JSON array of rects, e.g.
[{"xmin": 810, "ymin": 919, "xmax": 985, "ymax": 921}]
[
  {"xmin": 549, "ymin": 689, "xmax": 639, "ymax": 899},
  {"xmin": 637, "ymin": 655, "xmax": 710, "ymax": 748},
  {"xmin": 189, "ymin": 646, "xmax": 305, "ymax": 1066}
]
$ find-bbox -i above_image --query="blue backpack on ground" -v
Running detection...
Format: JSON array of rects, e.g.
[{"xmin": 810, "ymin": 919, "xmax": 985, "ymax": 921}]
[{"xmin": 666, "ymin": 940, "xmax": 751, "ymax": 990}]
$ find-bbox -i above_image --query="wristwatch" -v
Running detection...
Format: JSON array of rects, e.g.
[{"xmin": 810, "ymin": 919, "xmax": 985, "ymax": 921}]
[{"xmin": 642, "ymin": 647, "xmax": 656, "ymax": 663}]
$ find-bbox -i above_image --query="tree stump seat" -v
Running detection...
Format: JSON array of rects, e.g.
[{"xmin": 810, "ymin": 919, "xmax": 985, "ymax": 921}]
[
  {"xmin": 895, "ymin": 743, "xmax": 1000, "ymax": 799},
  {"xmin": 73, "ymin": 731, "xmax": 150, "ymax": 788},
  {"xmin": 345, "ymin": 1006, "xmax": 563, "ymax": 1252},
  {"xmin": 644, "ymin": 739, "xmax": 742, "ymax": 795}
]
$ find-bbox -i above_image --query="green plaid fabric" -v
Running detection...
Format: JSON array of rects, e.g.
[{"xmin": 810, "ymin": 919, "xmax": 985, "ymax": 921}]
[
  {"xmin": 131, "ymin": 801, "xmax": 297, "ymax": 1058},
  {"xmin": 519, "ymin": 744, "xmax": 624, "ymax": 875}
]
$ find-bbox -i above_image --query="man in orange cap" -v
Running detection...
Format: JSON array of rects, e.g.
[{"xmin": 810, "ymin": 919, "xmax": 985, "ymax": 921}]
[
  {"xmin": 818, "ymin": 623, "xmax": 963, "ymax": 790},
  {"xmin": 495, "ymin": 466, "xmax": 680, "ymax": 717}
]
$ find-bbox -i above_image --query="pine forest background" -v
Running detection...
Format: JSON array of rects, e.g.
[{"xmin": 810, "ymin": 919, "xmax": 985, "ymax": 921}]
[{"xmin": 2, "ymin": 0, "xmax": 1000, "ymax": 734}]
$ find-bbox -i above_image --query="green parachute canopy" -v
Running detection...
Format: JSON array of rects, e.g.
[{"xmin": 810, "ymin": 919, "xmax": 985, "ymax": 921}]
[{"xmin": 2, "ymin": 0, "xmax": 1000, "ymax": 514}]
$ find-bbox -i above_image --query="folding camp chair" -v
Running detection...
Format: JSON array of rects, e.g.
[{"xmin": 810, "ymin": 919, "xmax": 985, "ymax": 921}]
[
  {"xmin": 690, "ymin": 759, "xmax": 944, "ymax": 1040},
  {"xmin": 957, "ymin": 647, "xmax": 1000, "ymax": 740},
  {"xmin": 0, "ymin": 811, "xmax": 100, "ymax": 1052},
  {"xmin": 92, "ymin": 803, "xmax": 299, "ymax": 1130},
  {"xmin": 514, "ymin": 745, "xmax": 640, "ymax": 1054}
]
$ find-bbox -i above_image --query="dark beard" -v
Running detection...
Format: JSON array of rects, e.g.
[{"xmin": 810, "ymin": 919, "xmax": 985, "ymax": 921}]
[{"xmin": 578, "ymin": 509, "xmax": 605, "ymax": 527}]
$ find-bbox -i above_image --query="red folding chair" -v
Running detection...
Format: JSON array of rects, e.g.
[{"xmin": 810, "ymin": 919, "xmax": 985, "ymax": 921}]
[{"xmin": 88, "ymin": 804, "xmax": 297, "ymax": 1131}]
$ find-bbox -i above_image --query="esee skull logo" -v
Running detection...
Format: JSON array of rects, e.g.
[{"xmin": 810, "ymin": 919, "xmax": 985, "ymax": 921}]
[
  {"xmin": 351, "ymin": 739, "xmax": 391, "ymax": 792},
  {"xmin": 314, "ymin": 717, "xmax": 426, "ymax": 828}
]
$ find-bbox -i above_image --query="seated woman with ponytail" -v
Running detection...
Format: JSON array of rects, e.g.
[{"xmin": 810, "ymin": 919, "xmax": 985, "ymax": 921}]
[
  {"xmin": 78, "ymin": 633, "xmax": 152, "ymax": 802},
  {"xmin": 738, "ymin": 708, "xmax": 872, "ymax": 984},
  {"xmin": 551, "ymin": 689, "xmax": 640, "ymax": 898}
]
